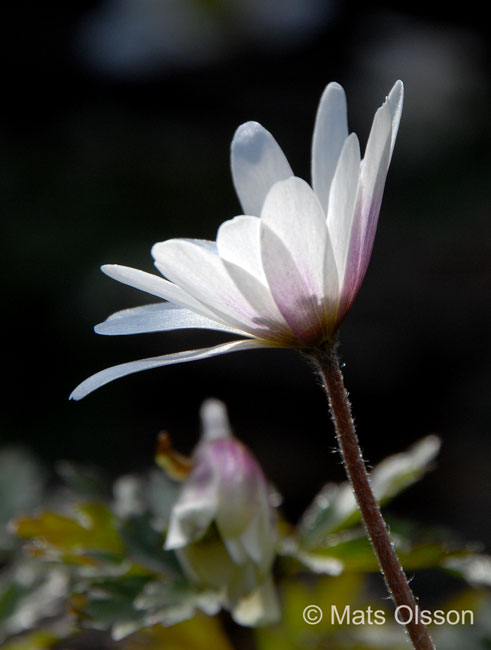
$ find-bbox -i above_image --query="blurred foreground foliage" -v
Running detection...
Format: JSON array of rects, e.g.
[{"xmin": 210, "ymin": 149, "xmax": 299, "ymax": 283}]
[{"xmin": 1, "ymin": 437, "xmax": 490, "ymax": 650}]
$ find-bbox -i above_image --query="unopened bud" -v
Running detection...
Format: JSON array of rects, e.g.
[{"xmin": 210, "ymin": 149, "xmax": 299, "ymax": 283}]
[{"xmin": 165, "ymin": 399, "xmax": 279, "ymax": 626}]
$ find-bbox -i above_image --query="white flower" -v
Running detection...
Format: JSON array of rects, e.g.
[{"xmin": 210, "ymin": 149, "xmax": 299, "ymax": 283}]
[
  {"xmin": 71, "ymin": 81, "xmax": 403, "ymax": 400},
  {"xmin": 165, "ymin": 399, "xmax": 279, "ymax": 626}
]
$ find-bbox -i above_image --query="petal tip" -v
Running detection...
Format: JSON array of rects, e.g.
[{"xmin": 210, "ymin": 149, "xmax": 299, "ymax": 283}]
[
  {"xmin": 69, "ymin": 385, "xmax": 84, "ymax": 401},
  {"xmin": 318, "ymin": 81, "xmax": 347, "ymax": 108},
  {"xmin": 386, "ymin": 80, "xmax": 404, "ymax": 108},
  {"xmin": 151, "ymin": 240, "xmax": 168, "ymax": 261},
  {"xmin": 324, "ymin": 80, "xmax": 345, "ymax": 94},
  {"xmin": 200, "ymin": 398, "xmax": 232, "ymax": 441},
  {"xmin": 100, "ymin": 264, "xmax": 127, "ymax": 281},
  {"xmin": 231, "ymin": 122, "xmax": 275, "ymax": 165},
  {"xmin": 231, "ymin": 121, "xmax": 265, "ymax": 151}
]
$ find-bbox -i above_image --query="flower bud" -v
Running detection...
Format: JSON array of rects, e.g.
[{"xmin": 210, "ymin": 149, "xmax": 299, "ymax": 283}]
[{"xmin": 165, "ymin": 399, "xmax": 279, "ymax": 626}]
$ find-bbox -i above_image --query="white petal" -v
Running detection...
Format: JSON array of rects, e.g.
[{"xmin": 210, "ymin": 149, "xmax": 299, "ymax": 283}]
[
  {"xmin": 241, "ymin": 501, "xmax": 276, "ymax": 570},
  {"xmin": 95, "ymin": 303, "xmax": 246, "ymax": 336},
  {"xmin": 326, "ymin": 133, "xmax": 361, "ymax": 283},
  {"xmin": 261, "ymin": 178, "xmax": 330, "ymax": 298},
  {"xmin": 260, "ymin": 177, "xmax": 338, "ymax": 344},
  {"xmin": 231, "ymin": 121, "xmax": 293, "ymax": 216},
  {"xmin": 217, "ymin": 216, "xmax": 266, "ymax": 284},
  {"xmin": 165, "ymin": 456, "xmax": 218, "ymax": 549},
  {"xmin": 152, "ymin": 238, "xmax": 280, "ymax": 338},
  {"xmin": 357, "ymin": 101, "xmax": 393, "ymax": 263},
  {"xmin": 69, "ymin": 339, "xmax": 270, "ymax": 401},
  {"xmin": 387, "ymin": 80, "xmax": 404, "ymax": 161},
  {"xmin": 101, "ymin": 264, "xmax": 225, "ymax": 323},
  {"xmin": 311, "ymin": 82, "xmax": 349, "ymax": 214},
  {"xmin": 165, "ymin": 497, "xmax": 218, "ymax": 550}
]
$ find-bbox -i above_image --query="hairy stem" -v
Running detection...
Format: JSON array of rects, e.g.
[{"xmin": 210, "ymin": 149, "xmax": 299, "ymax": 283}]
[{"xmin": 308, "ymin": 339, "xmax": 435, "ymax": 650}]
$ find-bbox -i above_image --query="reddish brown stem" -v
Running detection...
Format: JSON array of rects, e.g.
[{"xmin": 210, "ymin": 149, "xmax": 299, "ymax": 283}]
[{"xmin": 308, "ymin": 340, "xmax": 435, "ymax": 650}]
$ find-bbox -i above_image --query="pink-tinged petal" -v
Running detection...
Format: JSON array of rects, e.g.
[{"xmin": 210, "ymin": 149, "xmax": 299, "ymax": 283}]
[
  {"xmin": 220, "ymin": 260, "xmax": 295, "ymax": 344},
  {"xmin": 357, "ymin": 82, "xmax": 404, "ymax": 270},
  {"xmin": 311, "ymin": 82, "xmax": 349, "ymax": 214},
  {"xmin": 211, "ymin": 439, "xmax": 263, "ymax": 537},
  {"xmin": 326, "ymin": 133, "xmax": 361, "ymax": 285},
  {"xmin": 340, "ymin": 99, "xmax": 394, "ymax": 318},
  {"xmin": 101, "ymin": 264, "xmax": 224, "ymax": 323},
  {"xmin": 231, "ymin": 121, "xmax": 293, "ymax": 216},
  {"xmin": 153, "ymin": 238, "xmax": 286, "ymax": 338},
  {"xmin": 217, "ymin": 216, "xmax": 294, "ymax": 342},
  {"xmin": 69, "ymin": 339, "xmax": 271, "ymax": 401},
  {"xmin": 260, "ymin": 226, "xmax": 322, "ymax": 344},
  {"xmin": 95, "ymin": 303, "xmax": 247, "ymax": 336},
  {"xmin": 358, "ymin": 101, "xmax": 394, "ymax": 272},
  {"xmin": 260, "ymin": 178, "xmax": 338, "ymax": 344}
]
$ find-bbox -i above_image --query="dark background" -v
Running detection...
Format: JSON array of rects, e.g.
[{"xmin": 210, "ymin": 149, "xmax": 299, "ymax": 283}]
[{"xmin": 2, "ymin": 1, "xmax": 490, "ymax": 552}]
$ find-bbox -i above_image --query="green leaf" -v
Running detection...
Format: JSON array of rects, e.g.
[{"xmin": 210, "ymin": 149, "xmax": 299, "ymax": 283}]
[
  {"xmin": 132, "ymin": 578, "xmax": 214, "ymax": 627},
  {"xmin": 370, "ymin": 435, "xmax": 441, "ymax": 502},
  {"xmin": 0, "ymin": 629, "xmax": 62, "ymax": 650},
  {"xmin": 118, "ymin": 513, "xmax": 183, "ymax": 575},
  {"xmin": 282, "ymin": 526, "xmax": 473, "ymax": 575},
  {"xmin": 14, "ymin": 503, "xmax": 124, "ymax": 565},
  {"xmin": 298, "ymin": 435, "xmax": 441, "ymax": 547},
  {"xmin": 72, "ymin": 574, "xmax": 152, "ymax": 637},
  {"xmin": 73, "ymin": 572, "xmax": 217, "ymax": 640},
  {"xmin": 0, "ymin": 583, "xmax": 24, "ymax": 627}
]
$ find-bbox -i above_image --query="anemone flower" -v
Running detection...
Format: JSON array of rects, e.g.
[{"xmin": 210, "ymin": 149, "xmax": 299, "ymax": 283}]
[
  {"xmin": 70, "ymin": 81, "xmax": 403, "ymax": 400},
  {"xmin": 165, "ymin": 398, "xmax": 279, "ymax": 626}
]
